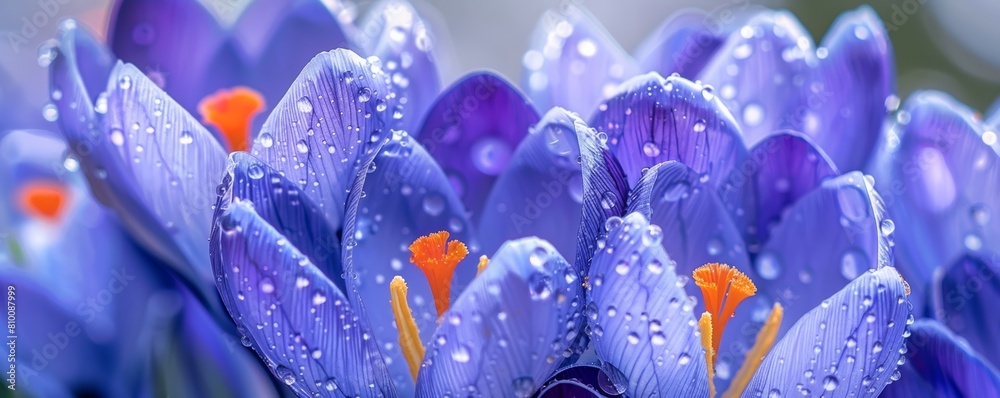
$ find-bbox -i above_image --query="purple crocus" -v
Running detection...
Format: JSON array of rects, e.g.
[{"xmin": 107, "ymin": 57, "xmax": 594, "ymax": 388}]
[{"xmin": 41, "ymin": 0, "xmax": 993, "ymax": 397}]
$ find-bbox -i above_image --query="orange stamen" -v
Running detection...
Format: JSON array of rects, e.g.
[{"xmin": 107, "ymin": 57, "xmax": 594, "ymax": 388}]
[
  {"xmin": 198, "ymin": 86, "xmax": 264, "ymax": 152},
  {"xmin": 409, "ymin": 231, "xmax": 469, "ymax": 318},
  {"xmin": 17, "ymin": 181, "xmax": 68, "ymax": 221},
  {"xmin": 692, "ymin": 263, "xmax": 757, "ymax": 364}
]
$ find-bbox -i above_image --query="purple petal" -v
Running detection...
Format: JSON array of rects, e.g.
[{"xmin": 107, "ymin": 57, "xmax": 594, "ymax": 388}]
[
  {"xmin": 416, "ymin": 238, "xmax": 583, "ymax": 397},
  {"xmin": 534, "ymin": 364, "xmax": 626, "ymax": 397},
  {"xmin": 415, "ymin": 72, "xmax": 539, "ymax": 220},
  {"xmin": 883, "ymin": 319, "xmax": 1000, "ymax": 398},
  {"xmin": 108, "ymin": 0, "xmax": 231, "ymax": 113},
  {"xmin": 869, "ymin": 91, "xmax": 1000, "ymax": 301},
  {"xmin": 241, "ymin": 0, "xmax": 352, "ymax": 114},
  {"xmin": 627, "ymin": 160, "xmax": 750, "ymax": 287},
  {"xmin": 588, "ymin": 213, "xmax": 710, "ymax": 398},
  {"xmin": 217, "ymin": 152, "xmax": 345, "ymax": 293},
  {"xmin": 744, "ymin": 267, "xmax": 911, "ymax": 397},
  {"xmin": 250, "ymin": 49, "xmax": 392, "ymax": 232},
  {"xmin": 211, "ymin": 200, "xmax": 395, "ymax": 396},
  {"xmin": 574, "ymin": 119, "xmax": 628, "ymax": 277},
  {"xmin": 479, "ymin": 107, "xmax": 586, "ymax": 258},
  {"xmin": 633, "ymin": 10, "xmax": 725, "ymax": 79},
  {"xmin": 754, "ymin": 171, "xmax": 894, "ymax": 335},
  {"xmin": 811, "ymin": 6, "xmax": 895, "ymax": 171},
  {"xmin": 521, "ymin": 6, "xmax": 639, "ymax": 118},
  {"xmin": 720, "ymin": 131, "xmax": 839, "ymax": 251},
  {"xmin": 931, "ymin": 254, "xmax": 1000, "ymax": 369},
  {"xmin": 588, "ymin": 72, "xmax": 747, "ymax": 188},
  {"xmin": 696, "ymin": 10, "xmax": 815, "ymax": 148},
  {"xmin": 344, "ymin": 132, "xmax": 476, "ymax": 395},
  {"xmin": 357, "ymin": 0, "xmax": 441, "ymax": 134}
]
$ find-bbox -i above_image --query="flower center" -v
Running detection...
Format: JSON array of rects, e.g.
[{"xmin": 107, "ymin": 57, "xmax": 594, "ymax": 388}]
[
  {"xmin": 408, "ymin": 231, "xmax": 469, "ymax": 318},
  {"xmin": 198, "ymin": 86, "xmax": 264, "ymax": 152},
  {"xmin": 17, "ymin": 181, "xmax": 68, "ymax": 221}
]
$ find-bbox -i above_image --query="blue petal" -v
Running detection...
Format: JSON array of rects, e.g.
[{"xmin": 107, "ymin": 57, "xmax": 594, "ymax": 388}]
[
  {"xmin": 753, "ymin": 171, "xmax": 894, "ymax": 334},
  {"xmin": 240, "ymin": 0, "xmax": 353, "ymax": 115},
  {"xmin": 479, "ymin": 107, "xmax": 586, "ymax": 257},
  {"xmin": 415, "ymin": 238, "xmax": 583, "ymax": 397},
  {"xmin": 344, "ymin": 132, "xmax": 476, "ymax": 394},
  {"xmin": 521, "ymin": 5, "xmax": 639, "ymax": 118},
  {"xmin": 883, "ymin": 319, "xmax": 1000, "ymax": 398},
  {"xmin": 415, "ymin": 72, "xmax": 539, "ymax": 220},
  {"xmin": 720, "ymin": 131, "xmax": 839, "ymax": 252},
  {"xmin": 108, "ymin": 0, "xmax": 230, "ymax": 113},
  {"xmin": 633, "ymin": 10, "xmax": 725, "ymax": 79},
  {"xmin": 357, "ymin": 0, "xmax": 441, "ymax": 135},
  {"xmin": 250, "ymin": 49, "xmax": 392, "ymax": 231},
  {"xmin": 574, "ymin": 119, "xmax": 629, "ymax": 277},
  {"xmin": 696, "ymin": 10, "xmax": 815, "ymax": 148},
  {"xmin": 744, "ymin": 267, "xmax": 912, "ymax": 397},
  {"xmin": 627, "ymin": 160, "xmax": 750, "ymax": 285},
  {"xmin": 210, "ymin": 200, "xmax": 395, "ymax": 397},
  {"xmin": 870, "ymin": 91, "xmax": 1000, "ymax": 303},
  {"xmin": 588, "ymin": 72, "xmax": 747, "ymax": 188},
  {"xmin": 810, "ymin": 6, "xmax": 895, "ymax": 171},
  {"xmin": 931, "ymin": 254, "xmax": 1000, "ymax": 369},
  {"xmin": 588, "ymin": 213, "xmax": 709, "ymax": 398},
  {"xmin": 218, "ymin": 152, "xmax": 345, "ymax": 292}
]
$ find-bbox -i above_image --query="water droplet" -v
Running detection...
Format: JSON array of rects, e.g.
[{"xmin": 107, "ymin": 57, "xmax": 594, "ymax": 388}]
[
  {"xmin": 615, "ymin": 260, "xmax": 630, "ymax": 275},
  {"xmin": 512, "ymin": 377, "xmax": 535, "ymax": 398},
  {"xmin": 275, "ymin": 366, "xmax": 296, "ymax": 385},
  {"xmin": 880, "ymin": 219, "xmax": 895, "ymax": 236},
  {"xmin": 260, "ymin": 278, "xmax": 275, "ymax": 293},
  {"xmin": 701, "ymin": 86, "xmax": 715, "ymax": 101},
  {"xmin": 971, "ymin": 204, "xmax": 990, "ymax": 226},
  {"xmin": 642, "ymin": 225, "xmax": 663, "ymax": 246},
  {"xmin": 296, "ymin": 97, "xmax": 314, "ymax": 113},
  {"xmin": 642, "ymin": 141, "xmax": 661, "ymax": 157},
  {"xmin": 295, "ymin": 139, "xmax": 309, "ymax": 154},
  {"xmin": 41, "ymin": 104, "xmax": 59, "ymax": 122},
  {"xmin": 742, "ymin": 103, "xmax": 765, "ymax": 127},
  {"xmin": 247, "ymin": 164, "xmax": 264, "ymax": 179},
  {"xmin": 179, "ymin": 131, "xmax": 194, "ymax": 145},
  {"xmin": 528, "ymin": 272, "xmax": 553, "ymax": 300},
  {"xmin": 693, "ymin": 119, "xmax": 707, "ymax": 132},
  {"xmin": 357, "ymin": 87, "xmax": 373, "ymax": 102},
  {"xmin": 451, "ymin": 345, "xmax": 470, "ymax": 363},
  {"xmin": 471, "ymin": 137, "xmax": 511, "ymax": 175},
  {"xmin": 529, "ymin": 247, "xmax": 548, "ymax": 268},
  {"xmin": 118, "ymin": 76, "xmax": 132, "ymax": 90},
  {"xmin": 646, "ymin": 259, "xmax": 664, "ymax": 274},
  {"xmin": 422, "ymin": 193, "xmax": 445, "ymax": 216},
  {"xmin": 756, "ymin": 251, "xmax": 781, "ymax": 280},
  {"xmin": 312, "ymin": 291, "xmax": 327, "ymax": 305},
  {"xmin": 678, "ymin": 353, "xmax": 692, "ymax": 365},
  {"xmin": 662, "ymin": 182, "xmax": 690, "ymax": 202},
  {"xmin": 965, "ymin": 234, "xmax": 983, "ymax": 251},
  {"xmin": 258, "ymin": 133, "xmax": 274, "ymax": 148},
  {"xmin": 840, "ymin": 248, "xmax": 868, "ymax": 280},
  {"xmin": 600, "ymin": 191, "xmax": 617, "ymax": 210}
]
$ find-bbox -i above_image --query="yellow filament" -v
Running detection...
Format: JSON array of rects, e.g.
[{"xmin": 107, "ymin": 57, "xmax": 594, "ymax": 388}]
[
  {"xmin": 477, "ymin": 255, "xmax": 489, "ymax": 275},
  {"xmin": 390, "ymin": 276, "xmax": 425, "ymax": 380},
  {"xmin": 699, "ymin": 312, "xmax": 716, "ymax": 398},
  {"xmin": 723, "ymin": 303, "xmax": 784, "ymax": 398}
]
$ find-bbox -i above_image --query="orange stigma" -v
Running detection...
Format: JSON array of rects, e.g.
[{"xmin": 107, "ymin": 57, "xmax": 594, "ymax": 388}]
[
  {"xmin": 198, "ymin": 86, "xmax": 264, "ymax": 152},
  {"xmin": 692, "ymin": 263, "xmax": 757, "ymax": 364},
  {"xmin": 409, "ymin": 231, "xmax": 469, "ymax": 318},
  {"xmin": 17, "ymin": 181, "xmax": 68, "ymax": 221}
]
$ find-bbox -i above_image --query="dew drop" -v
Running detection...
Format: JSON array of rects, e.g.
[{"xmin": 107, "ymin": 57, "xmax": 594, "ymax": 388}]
[
  {"xmin": 296, "ymin": 97, "xmax": 314, "ymax": 113},
  {"xmin": 258, "ymin": 133, "xmax": 274, "ymax": 148}
]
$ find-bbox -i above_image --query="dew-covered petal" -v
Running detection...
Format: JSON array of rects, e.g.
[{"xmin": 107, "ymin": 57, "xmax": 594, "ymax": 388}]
[
  {"xmin": 251, "ymin": 49, "xmax": 392, "ymax": 230},
  {"xmin": 535, "ymin": 365, "xmax": 625, "ymax": 397},
  {"xmin": 744, "ymin": 267, "xmax": 912, "ymax": 397},
  {"xmin": 357, "ymin": 0, "xmax": 441, "ymax": 134},
  {"xmin": 344, "ymin": 132, "xmax": 476, "ymax": 394},
  {"xmin": 102, "ymin": 62, "xmax": 228, "ymax": 290},
  {"xmin": 216, "ymin": 152, "xmax": 345, "ymax": 292},
  {"xmin": 809, "ymin": 6, "xmax": 895, "ymax": 171},
  {"xmin": 628, "ymin": 160, "xmax": 750, "ymax": 288},
  {"xmin": 588, "ymin": 213, "xmax": 709, "ymax": 398},
  {"xmin": 588, "ymin": 72, "xmax": 747, "ymax": 188},
  {"xmin": 479, "ymin": 107, "xmax": 586, "ymax": 257},
  {"xmin": 754, "ymin": 171, "xmax": 893, "ymax": 334},
  {"xmin": 108, "ymin": 0, "xmax": 231, "ymax": 113},
  {"xmin": 883, "ymin": 319, "xmax": 1000, "ymax": 398},
  {"xmin": 573, "ymin": 119, "xmax": 629, "ymax": 277},
  {"xmin": 869, "ymin": 92, "xmax": 1000, "ymax": 299},
  {"xmin": 415, "ymin": 72, "xmax": 539, "ymax": 219},
  {"xmin": 415, "ymin": 238, "xmax": 583, "ymax": 397},
  {"xmin": 720, "ymin": 132, "xmax": 839, "ymax": 251},
  {"xmin": 521, "ymin": 5, "xmax": 639, "ymax": 118},
  {"xmin": 210, "ymin": 200, "xmax": 395, "ymax": 397},
  {"xmin": 633, "ymin": 10, "xmax": 725, "ymax": 79},
  {"xmin": 931, "ymin": 254, "xmax": 1000, "ymax": 369},
  {"xmin": 696, "ymin": 10, "xmax": 815, "ymax": 148},
  {"xmin": 240, "ymin": 0, "xmax": 353, "ymax": 114}
]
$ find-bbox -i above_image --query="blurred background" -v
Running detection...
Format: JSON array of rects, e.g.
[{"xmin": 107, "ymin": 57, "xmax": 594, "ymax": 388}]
[{"xmin": 0, "ymin": 0, "xmax": 998, "ymax": 132}]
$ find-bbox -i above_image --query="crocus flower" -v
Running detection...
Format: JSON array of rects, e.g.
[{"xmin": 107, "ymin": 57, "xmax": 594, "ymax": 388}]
[{"xmin": 0, "ymin": 130, "xmax": 275, "ymax": 397}]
